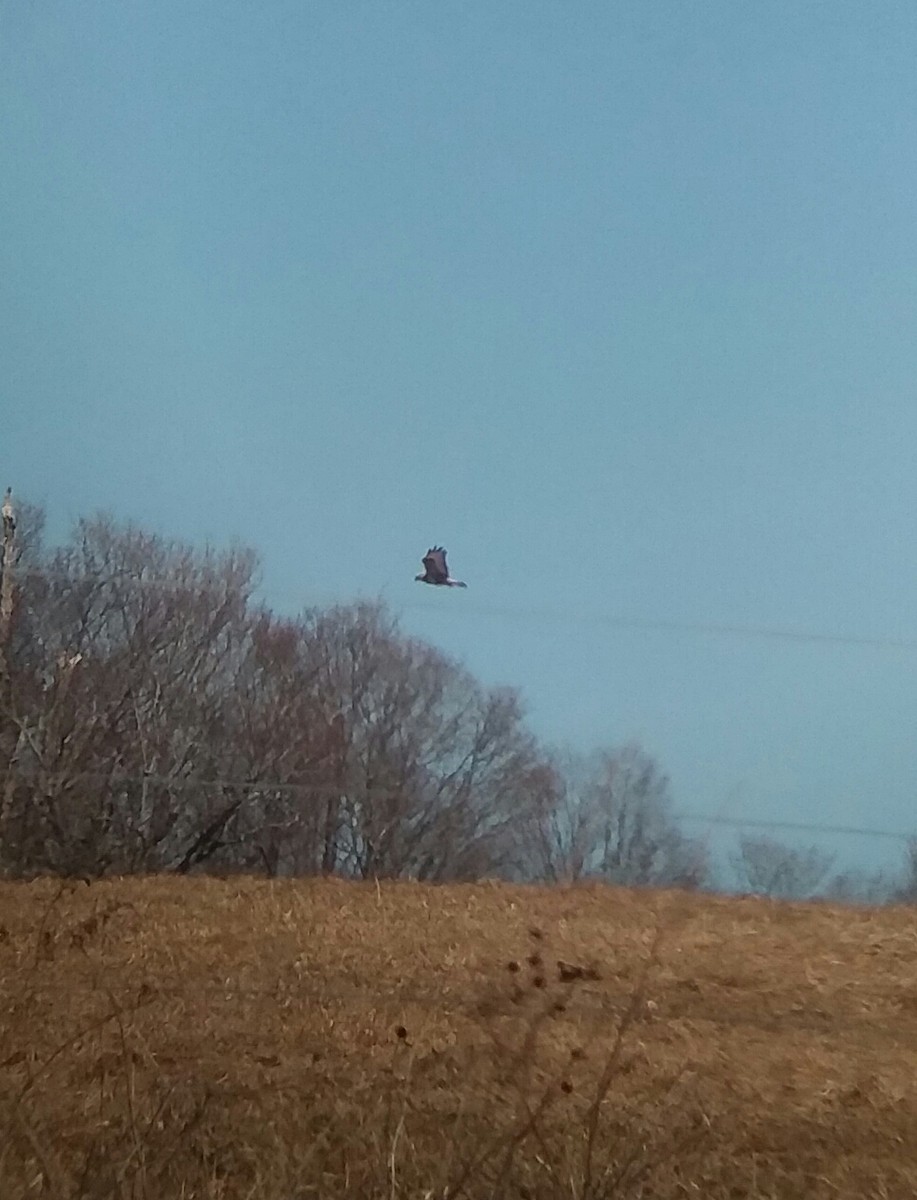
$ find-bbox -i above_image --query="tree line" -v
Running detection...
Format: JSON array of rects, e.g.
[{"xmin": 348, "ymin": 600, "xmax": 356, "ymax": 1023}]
[{"xmin": 0, "ymin": 495, "xmax": 914, "ymax": 901}]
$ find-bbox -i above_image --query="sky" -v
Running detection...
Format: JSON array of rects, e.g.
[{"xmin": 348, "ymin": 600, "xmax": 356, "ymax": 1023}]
[{"xmin": 4, "ymin": 1, "xmax": 917, "ymax": 881}]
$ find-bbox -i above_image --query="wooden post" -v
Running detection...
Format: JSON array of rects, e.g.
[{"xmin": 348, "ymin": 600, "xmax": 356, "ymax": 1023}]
[
  {"xmin": 0, "ymin": 487, "xmax": 17, "ymax": 848},
  {"xmin": 0, "ymin": 487, "xmax": 14, "ymax": 672}
]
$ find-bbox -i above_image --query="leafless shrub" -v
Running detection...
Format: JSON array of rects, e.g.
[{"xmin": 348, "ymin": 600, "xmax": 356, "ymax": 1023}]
[
  {"xmin": 731, "ymin": 834, "xmax": 835, "ymax": 900},
  {"xmin": 526, "ymin": 743, "xmax": 710, "ymax": 890}
]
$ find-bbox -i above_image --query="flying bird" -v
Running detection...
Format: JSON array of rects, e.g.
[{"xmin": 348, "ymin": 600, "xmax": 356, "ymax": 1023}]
[{"xmin": 415, "ymin": 546, "xmax": 467, "ymax": 588}]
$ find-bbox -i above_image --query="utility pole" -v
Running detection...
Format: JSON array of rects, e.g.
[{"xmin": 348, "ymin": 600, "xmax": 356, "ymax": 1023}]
[
  {"xmin": 0, "ymin": 487, "xmax": 14, "ymax": 670},
  {"xmin": 0, "ymin": 487, "xmax": 17, "ymax": 849}
]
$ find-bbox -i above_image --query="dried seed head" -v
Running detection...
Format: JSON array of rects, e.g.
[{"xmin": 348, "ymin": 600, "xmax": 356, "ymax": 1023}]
[
  {"xmin": 560, "ymin": 1080, "xmax": 574, "ymax": 1094},
  {"xmin": 395, "ymin": 1025, "xmax": 408, "ymax": 1040},
  {"xmin": 533, "ymin": 975, "xmax": 546, "ymax": 989},
  {"xmin": 507, "ymin": 960, "xmax": 521, "ymax": 974},
  {"xmin": 557, "ymin": 960, "xmax": 602, "ymax": 984}
]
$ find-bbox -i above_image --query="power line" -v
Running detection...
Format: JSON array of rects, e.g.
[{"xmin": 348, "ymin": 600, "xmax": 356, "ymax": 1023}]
[
  {"xmin": 677, "ymin": 812, "xmax": 911, "ymax": 843},
  {"xmin": 12, "ymin": 770, "xmax": 914, "ymax": 844},
  {"xmin": 399, "ymin": 598, "xmax": 917, "ymax": 652},
  {"xmin": 10, "ymin": 564, "xmax": 917, "ymax": 653}
]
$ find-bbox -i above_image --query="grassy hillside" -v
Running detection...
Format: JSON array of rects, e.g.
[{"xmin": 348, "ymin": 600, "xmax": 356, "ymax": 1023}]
[{"xmin": 1, "ymin": 876, "xmax": 915, "ymax": 1198}]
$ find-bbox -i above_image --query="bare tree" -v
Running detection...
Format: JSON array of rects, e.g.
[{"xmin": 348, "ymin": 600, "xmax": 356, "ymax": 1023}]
[
  {"xmin": 0, "ymin": 513, "xmax": 259, "ymax": 875},
  {"xmin": 527, "ymin": 743, "xmax": 708, "ymax": 889},
  {"xmin": 731, "ymin": 834, "xmax": 835, "ymax": 900},
  {"xmin": 217, "ymin": 610, "xmax": 346, "ymax": 876},
  {"xmin": 821, "ymin": 866, "xmax": 892, "ymax": 906},
  {"xmin": 525, "ymin": 750, "xmax": 602, "ymax": 884},
  {"xmin": 889, "ymin": 837, "xmax": 917, "ymax": 904},
  {"xmin": 281, "ymin": 601, "xmax": 548, "ymax": 882}
]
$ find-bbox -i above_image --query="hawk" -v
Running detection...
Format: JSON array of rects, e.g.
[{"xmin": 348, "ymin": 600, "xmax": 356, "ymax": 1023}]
[{"xmin": 415, "ymin": 546, "xmax": 467, "ymax": 588}]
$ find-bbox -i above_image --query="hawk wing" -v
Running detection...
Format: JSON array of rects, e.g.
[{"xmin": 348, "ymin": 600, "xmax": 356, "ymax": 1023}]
[{"xmin": 422, "ymin": 546, "xmax": 449, "ymax": 583}]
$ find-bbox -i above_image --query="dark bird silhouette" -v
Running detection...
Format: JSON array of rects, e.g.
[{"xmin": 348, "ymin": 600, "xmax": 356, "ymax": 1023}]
[{"xmin": 415, "ymin": 546, "xmax": 467, "ymax": 588}]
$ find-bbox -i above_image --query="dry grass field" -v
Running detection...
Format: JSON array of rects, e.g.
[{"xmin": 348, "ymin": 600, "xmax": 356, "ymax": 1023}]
[{"xmin": 1, "ymin": 876, "xmax": 917, "ymax": 1199}]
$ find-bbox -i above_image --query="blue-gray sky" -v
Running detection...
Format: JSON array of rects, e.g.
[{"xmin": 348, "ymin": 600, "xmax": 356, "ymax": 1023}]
[{"xmin": 4, "ymin": 2, "xmax": 917, "ymax": 878}]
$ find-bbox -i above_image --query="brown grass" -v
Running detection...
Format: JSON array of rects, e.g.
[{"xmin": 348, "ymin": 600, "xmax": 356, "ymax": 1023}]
[{"xmin": 1, "ymin": 876, "xmax": 916, "ymax": 1198}]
